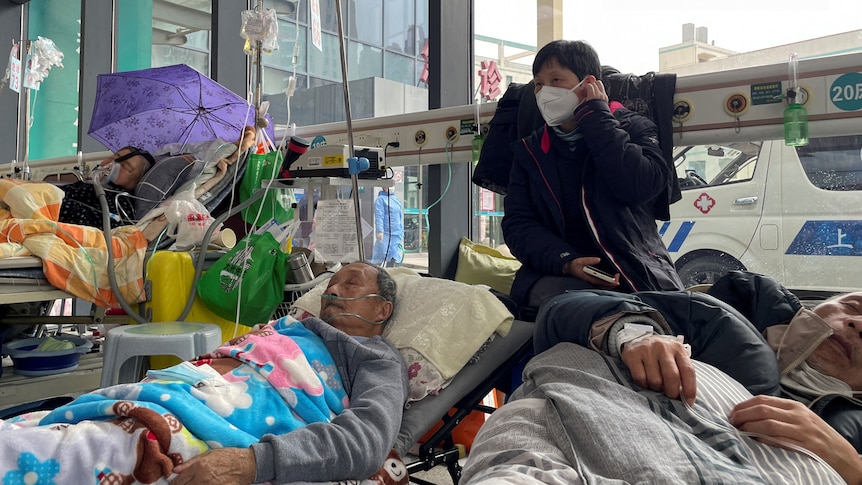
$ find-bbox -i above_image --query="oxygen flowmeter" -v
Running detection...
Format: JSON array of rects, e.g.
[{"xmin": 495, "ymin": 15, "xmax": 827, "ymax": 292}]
[{"xmin": 783, "ymin": 52, "xmax": 809, "ymax": 147}]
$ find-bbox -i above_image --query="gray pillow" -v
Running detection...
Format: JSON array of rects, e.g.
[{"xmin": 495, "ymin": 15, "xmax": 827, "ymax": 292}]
[{"xmin": 133, "ymin": 156, "xmax": 204, "ymax": 218}]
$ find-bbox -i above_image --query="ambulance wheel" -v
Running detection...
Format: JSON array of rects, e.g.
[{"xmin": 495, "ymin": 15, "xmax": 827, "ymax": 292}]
[{"xmin": 676, "ymin": 253, "xmax": 744, "ymax": 287}]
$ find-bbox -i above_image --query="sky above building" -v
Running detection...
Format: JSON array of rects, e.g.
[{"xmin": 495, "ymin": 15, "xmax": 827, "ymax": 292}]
[{"xmin": 475, "ymin": 0, "xmax": 861, "ymax": 74}]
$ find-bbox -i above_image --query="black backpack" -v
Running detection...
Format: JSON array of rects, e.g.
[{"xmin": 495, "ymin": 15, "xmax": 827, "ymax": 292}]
[
  {"xmin": 471, "ymin": 81, "xmax": 536, "ymax": 196},
  {"xmin": 472, "ymin": 72, "xmax": 681, "ymax": 218}
]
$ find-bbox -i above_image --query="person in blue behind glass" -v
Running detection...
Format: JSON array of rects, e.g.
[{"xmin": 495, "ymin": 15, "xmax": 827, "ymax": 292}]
[
  {"xmin": 371, "ymin": 186, "xmax": 404, "ymax": 267},
  {"xmin": 502, "ymin": 39, "xmax": 684, "ymax": 310}
]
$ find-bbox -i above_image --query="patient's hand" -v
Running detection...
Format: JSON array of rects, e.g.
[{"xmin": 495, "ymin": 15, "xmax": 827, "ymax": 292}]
[
  {"xmin": 171, "ymin": 447, "xmax": 256, "ymax": 485},
  {"xmin": 621, "ymin": 335, "xmax": 697, "ymax": 405},
  {"xmin": 730, "ymin": 395, "xmax": 862, "ymax": 485},
  {"xmin": 239, "ymin": 126, "xmax": 256, "ymax": 153},
  {"xmin": 224, "ymin": 126, "xmax": 258, "ymax": 165}
]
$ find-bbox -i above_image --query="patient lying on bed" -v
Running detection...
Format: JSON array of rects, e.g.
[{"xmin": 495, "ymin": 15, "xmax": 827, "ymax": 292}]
[
  {"xmin": 57, "ymin": 126, "xmax": 256, "ymax": 230},
  {"xmin": 0, "ymin": 262, "xmax": 409, "ymax": 485},
  {"xmin": 58, "ymin": 146, "xmax": 156, "ymax": 228},
  {"xmin": 462, "ymin": 271, "xmax": 862, "ymax": 484}
]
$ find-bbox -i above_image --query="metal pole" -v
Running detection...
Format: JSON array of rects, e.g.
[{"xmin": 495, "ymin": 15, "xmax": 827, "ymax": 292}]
[
  {"xmin": 22, "ymin": 86, "xmax": 31, "ymax": 180},
  {"xmin": 21, "ymin": 41, "xmax": 31, "ymax": 180},
  {"xmin": 254, "ymin": 0, "xmax": 264, "ymax": 127},
  {"xmin": 334, "ymin": 0, "xmax": 365, "ymax": 261}
]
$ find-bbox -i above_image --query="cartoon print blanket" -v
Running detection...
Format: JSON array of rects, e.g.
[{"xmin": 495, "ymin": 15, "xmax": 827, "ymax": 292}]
[
  {"xmin": 0, "ymin": 178, "xmax": 148, "ymax": 307},
  {"xmin": 0, "ymin": 318, "xmax": 407, "ymax": 484}
]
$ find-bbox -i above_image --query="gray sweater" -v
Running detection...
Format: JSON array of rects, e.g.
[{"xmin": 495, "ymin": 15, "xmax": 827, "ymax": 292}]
[{"xmin": 251, "ymin": 317, "xmax": 409, "ymax": 483}]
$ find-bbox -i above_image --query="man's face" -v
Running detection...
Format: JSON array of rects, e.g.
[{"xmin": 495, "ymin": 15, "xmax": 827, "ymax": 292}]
[
  {"xmin": 809, "ymin": 292, "xmax": 862, "ymax": 390},
  {"xmin": 319, "ymin": 263, "xmax": 392, "ymax": 338}
]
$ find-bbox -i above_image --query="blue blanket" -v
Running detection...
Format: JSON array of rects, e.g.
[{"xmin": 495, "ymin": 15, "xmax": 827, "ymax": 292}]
[{"xmin": 1, "ymin": 317, "xmax": 350, "ymax": 484}]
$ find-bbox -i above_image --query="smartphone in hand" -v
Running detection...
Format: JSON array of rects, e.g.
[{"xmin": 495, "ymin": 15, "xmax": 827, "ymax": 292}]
[{"xmin": 583, "ymin": 265, "xmax": 616, "ymax": 284}]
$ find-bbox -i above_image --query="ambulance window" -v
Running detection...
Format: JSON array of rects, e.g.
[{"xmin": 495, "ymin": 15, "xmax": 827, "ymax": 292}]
[
  {"xmin": 797, "ymin": 135, "xmax": 862, "ymax": 191},
  {"xmin": 674, "ymin": 142, "xmax": 761, "ymax": 189}
]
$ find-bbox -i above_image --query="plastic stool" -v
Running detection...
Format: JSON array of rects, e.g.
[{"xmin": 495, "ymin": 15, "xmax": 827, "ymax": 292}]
[{"xmin": 100, "ymin": 322, "xmax": 222, "ymax": 387}]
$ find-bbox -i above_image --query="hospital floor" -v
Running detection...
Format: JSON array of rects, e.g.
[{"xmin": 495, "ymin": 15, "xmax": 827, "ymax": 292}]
[{"xmin": 399, "ymin": 251, "xmax": 429, "ymax": 273}]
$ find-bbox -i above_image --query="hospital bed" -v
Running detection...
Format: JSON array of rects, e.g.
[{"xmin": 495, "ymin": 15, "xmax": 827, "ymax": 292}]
[
  {"xmin": 287, "ymin": 267, "xmax": 534, "ymax": 484},
  {"xmin": 1, "ymin": 263, "xmax": 536, "ymax": 485},
  {"xmin": 0, "ymin": 140, "xmax": 252, "ymax": 345},
  {"xmin": 399, "ymin": 317, "xmax": 534, "ymax": 484}
]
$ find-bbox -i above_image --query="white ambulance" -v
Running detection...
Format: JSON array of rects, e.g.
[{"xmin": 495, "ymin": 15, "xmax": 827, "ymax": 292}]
[{"xmin": 663, "ymin": 134, "xmax": 862, "ymax": 295}]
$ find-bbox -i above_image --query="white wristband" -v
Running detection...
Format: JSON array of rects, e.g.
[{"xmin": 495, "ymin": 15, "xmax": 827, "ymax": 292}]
[
  {"xmin": 617, "ymin": 329, "xmax": 692, "ymax": 358},
  {"xmin": 615, "ymin": 323, "xmax": 655, "ymax": 356}
]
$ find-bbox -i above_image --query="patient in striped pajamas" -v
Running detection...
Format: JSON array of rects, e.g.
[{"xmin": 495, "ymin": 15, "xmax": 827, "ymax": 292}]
[{"xmin": 463, "ymin": 271, "xmax": 862, "ymax": 484}]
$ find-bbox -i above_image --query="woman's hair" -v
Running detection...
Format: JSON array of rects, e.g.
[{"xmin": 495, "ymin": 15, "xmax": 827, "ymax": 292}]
[{"xmin": 532, "ymin": 39, "xmax": 601, "ymax": 81}]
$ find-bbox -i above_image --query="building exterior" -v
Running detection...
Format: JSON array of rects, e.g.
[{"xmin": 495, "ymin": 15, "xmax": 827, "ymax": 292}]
[{"xmin": 661, "ymin": 23, "xmax": 862, "ymax": 76}]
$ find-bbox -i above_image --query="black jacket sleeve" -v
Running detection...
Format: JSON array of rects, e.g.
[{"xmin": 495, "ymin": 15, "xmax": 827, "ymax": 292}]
[
  {"xmin": 536, "ymin": 288, "xmax": 781, "ymax": 396},
  {"xmin": 811, "ymin": 395, "xmax": 862, "ymax": 454},
  {"xmin": 707, "ymin": 271, "xmax": 803, "ymax": 332}
]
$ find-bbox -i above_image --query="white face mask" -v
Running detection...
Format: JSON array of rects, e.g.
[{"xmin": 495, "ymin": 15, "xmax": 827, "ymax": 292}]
[{"xmin": 535, "ymin": 80, "xmax": 585, "ymax": 126}]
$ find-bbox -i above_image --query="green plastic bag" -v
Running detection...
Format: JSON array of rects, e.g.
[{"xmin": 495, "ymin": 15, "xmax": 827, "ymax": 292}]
[
  {"xmin": 239, "ymin": 150, "xmax": 295, "ymax": 224},
  {"xmin": 196, "ymin": 232, "xmax": 289, "ymax": 325}
]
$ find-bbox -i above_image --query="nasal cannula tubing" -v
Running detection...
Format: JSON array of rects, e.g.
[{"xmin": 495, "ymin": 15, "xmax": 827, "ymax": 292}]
[
  {"xmin": 321, "ymin": 293, "xmax": 387, "ymax": 302},
  {"xmin": 324, "ymin": 313, "xmax": 384, "ymax": 325},
  {"xmin": 321, "ymin": 293, "xmax": 390, "ymax": 325}
]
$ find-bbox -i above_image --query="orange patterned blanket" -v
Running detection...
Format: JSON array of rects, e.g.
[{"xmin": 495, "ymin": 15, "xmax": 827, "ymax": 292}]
[{"xmin": 0, "ymin": 179, "xmax": 147, "ymax": 307}]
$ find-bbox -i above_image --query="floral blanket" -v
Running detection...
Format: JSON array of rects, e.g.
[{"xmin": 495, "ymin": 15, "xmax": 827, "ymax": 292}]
[
  {"xmin": 0, "ymin": 318, "xmax": 406, "ymax": 484},
  {"xmin": 0, "ymin": 178, "xmax": 147, "ymax": 307}
]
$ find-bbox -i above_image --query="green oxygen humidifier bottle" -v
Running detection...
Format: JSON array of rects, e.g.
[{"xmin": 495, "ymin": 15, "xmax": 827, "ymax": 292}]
[{"xmin": 783, "ymin": 53, "xmax": 809, "ymax": 147}]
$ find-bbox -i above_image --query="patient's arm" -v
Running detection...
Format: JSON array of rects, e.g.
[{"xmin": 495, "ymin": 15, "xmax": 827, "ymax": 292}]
[
  {"xmin": 193, "ymin": 159, "xmax": 229, "ymax": 199},
  {"xmin": 171, "ymin": 448, "xmax": 256, "ymax": 485},
  {"xmin": 621, "ymin": 335, "xmax": 697, "ymax": 405},
  {"xmin": 249, "ymin": 323, "xmax": 409, "ymax": 483},
  {"xmin": 730, "ymin": 395, "xmax": 862, "ymax": 485},
  {"xmin": 225, "ymin": 126, "xmax": 257, "ymax": 164}
]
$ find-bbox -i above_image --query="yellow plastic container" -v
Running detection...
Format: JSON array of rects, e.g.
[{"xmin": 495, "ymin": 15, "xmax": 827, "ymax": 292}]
[{"xmin": 145, "ymin": 251, "xmax": 254, "ymax": 368}]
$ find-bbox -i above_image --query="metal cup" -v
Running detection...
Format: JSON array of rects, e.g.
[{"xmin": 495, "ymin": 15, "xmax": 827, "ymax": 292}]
[{"xmin": 287, "ymin": 252, "xmax": 314, "ymax": 284}]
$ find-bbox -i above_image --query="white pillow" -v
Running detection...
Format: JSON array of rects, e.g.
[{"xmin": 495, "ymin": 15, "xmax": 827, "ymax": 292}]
[{"xmin": 292, "ymin": 267, "xmax": 514, "ymax": 401}]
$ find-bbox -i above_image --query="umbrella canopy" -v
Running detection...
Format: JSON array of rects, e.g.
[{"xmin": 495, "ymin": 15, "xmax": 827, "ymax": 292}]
[{"xmin": 88, "ymin": 64, "xmax": 273, "ymax": 153}]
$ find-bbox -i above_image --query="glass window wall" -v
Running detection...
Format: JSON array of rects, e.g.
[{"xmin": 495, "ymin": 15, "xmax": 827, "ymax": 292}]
[
  {"xmin": 349, "ymin": 0, "xmax": 383, "ymax": 46},
  {"xmin": 23, "ymin": 0, "xmax": 81, "ymax": 160},
  {"xmin": 149, "ymin": 0, "xmax": 211, "ymax": 74}
]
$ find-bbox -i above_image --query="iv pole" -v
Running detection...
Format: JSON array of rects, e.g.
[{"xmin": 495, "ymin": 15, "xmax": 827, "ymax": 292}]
[
  {"xmin": 249, "ymin": 0, "xmax": 364, "ymax": 261},
  {"xmin": 253, "ymin": 0, "xmax": 266, "ymax": 134},
  {"xmin": 334, "ymin": 0, "xmax": 366, "ymax": 261}
]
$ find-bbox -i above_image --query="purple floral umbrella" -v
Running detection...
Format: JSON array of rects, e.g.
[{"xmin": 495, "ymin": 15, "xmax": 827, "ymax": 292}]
[{"xmin": 88, "ymin": 64, "xmax": 274, "ymax": 153}]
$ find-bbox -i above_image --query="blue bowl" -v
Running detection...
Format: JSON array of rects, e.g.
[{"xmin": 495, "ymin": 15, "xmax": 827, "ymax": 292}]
[{"xmin": 2, "ymin": 336, "xmax": 94, "ymax": 377}]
